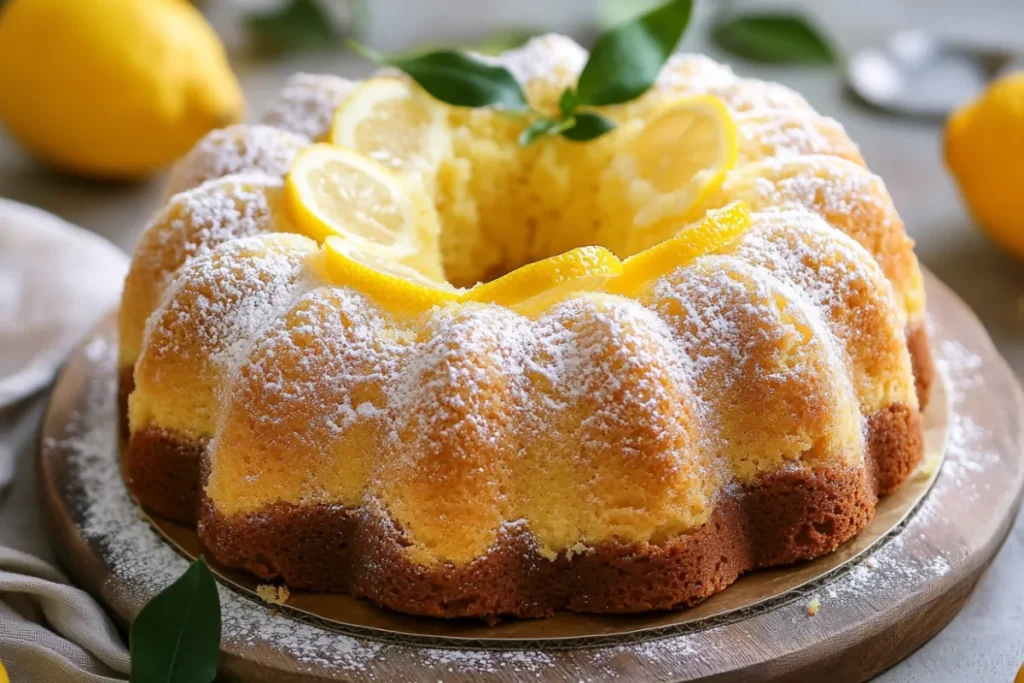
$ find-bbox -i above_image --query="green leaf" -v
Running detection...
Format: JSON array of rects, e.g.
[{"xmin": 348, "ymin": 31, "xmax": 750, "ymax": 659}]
[
  {"xmin": 558, "ymin": 88, "xmax": 579, "ymax": 116},
  {"xmin": 130, "ymin": 558, "xmax": 221, "ymax": 683},
  {"xmin": 561, "ymin": 112, "xmax": 617, "ymax": 142},
  {"xmin": 518, "ymin": 118, "xmax": 560, "ymax": 147},
  {"xmin": 350, "ymin": 41, "xmax": 529, "ymax": 110},
  {"xmin": 245, "ymin": 0, "xmax": 339, "ymax": 54},
  {"xmin": 576, "ymin": 0, "xmax": 694, "ymax": 106},
  {"xmin": 711, "ymin": 14, "xmax": 837, "ymax": 64},
  {"xmin": 517, "ymin": 116, "xmax": 582, "ymax": 146}
]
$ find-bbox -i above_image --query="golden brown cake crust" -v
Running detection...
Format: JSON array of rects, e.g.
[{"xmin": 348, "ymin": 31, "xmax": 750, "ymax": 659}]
[
  {"xmin": 115, "ymin": 401, "xmax": 921, "ymax": 620},
  {"xmin": 907, "ymin": 322, "xmax": 935, "ymax": 410},
  {"xmin": 867, "ymin": 403, "xmax": 923, "ymax": 495},
  {"xmin": 117, "ymin": 365, "xmax": 134, "ymax": 438},
  {"xmin": 125, "ymin": 427, "xmax": 204, "ymax": 524},
  {"xmin": 198, "ymin": 466, "xmax": 875, "ymax": 620}
]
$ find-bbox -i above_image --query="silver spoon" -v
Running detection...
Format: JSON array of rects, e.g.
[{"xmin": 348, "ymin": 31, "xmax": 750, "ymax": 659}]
[{"xmin": 847, "ymin": 29, "xmax": 1024, "ymax": 120}]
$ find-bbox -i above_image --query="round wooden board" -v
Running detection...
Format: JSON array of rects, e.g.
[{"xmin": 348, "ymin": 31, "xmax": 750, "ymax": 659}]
[{"xmin": 38, "ymin": 271, "xmax": 1024, "ymax": 683}]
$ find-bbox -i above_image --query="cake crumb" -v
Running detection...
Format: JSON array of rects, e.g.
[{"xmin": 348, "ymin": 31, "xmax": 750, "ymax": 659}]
[
  {"xmin": 257, "ymin": 583, "xmax": 291, "ymax": 605},
  {"xmin": 865, "ymin": 556, "xmax": 879, "ymax": 570},
  {"xmin": 806, "ymin": 597, "xmax": 822, "ymax": 616}
]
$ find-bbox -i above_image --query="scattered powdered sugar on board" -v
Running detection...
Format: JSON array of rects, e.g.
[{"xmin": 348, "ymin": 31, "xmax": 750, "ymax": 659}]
[
  {"xmin": 803, "ymin": 322, "xmax": 983, "ymax": 612},
  {"xmin": 55, "ymin": 336, "xmax": 388, "ymax": 672}
]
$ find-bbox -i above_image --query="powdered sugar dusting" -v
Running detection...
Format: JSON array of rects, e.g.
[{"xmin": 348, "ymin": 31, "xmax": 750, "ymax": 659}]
[
  {"xmin": 483, "ymin": 33, "xmax": 588, "ymax": 87},
  {"xmin": 164, "ymin": 124, "xmax": 309, "ymax": 201},
  {"xmin": 49, "ymin": 299, "xmax": 995, "ymax": 678},
  {"xmin": 656, "ymin": 53, "xmax": 738, "ymax": 91},
  {"xmin": 735, "ymin": 111, "xmax": 861, "ymax": 165},
  {"xmin": 131, "ymin": 174, "xmax": 284, "ymax": 304},
  {"xmin": 261, "ymin": 73, "xmax": 357, "ymax": 141},
  {"xmin": 140, "ymin": 235, "xmax": 319, "ymax": 385},
  {"xmin": 54, "ymin": 337, "xmax": 385, "ymax": 671},
  {"xmin": 741, "ymin": 156, "xmax": 887, "ymax": 219}
]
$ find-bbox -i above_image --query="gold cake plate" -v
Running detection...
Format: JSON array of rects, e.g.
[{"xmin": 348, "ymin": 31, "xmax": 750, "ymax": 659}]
[{"xmin": 39, "ymin": 271, "xmax": 1024, "ymax": 682}]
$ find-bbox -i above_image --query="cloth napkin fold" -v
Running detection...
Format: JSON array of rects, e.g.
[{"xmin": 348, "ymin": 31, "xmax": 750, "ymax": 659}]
[
  {"xmin": 0, "ymin": 199, "xmax": 131, "ymax": 680},
  {"xmin": 0, "ymin": 198, "xmax": 128, "ymax": 492}
]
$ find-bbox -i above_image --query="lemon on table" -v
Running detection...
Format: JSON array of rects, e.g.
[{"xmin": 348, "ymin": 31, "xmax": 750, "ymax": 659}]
[
  {"xmin": 620, "ymin": 95, "xmax": 738, "ymax": 230},
  {"xmin": 322, "ymin": 235, "xmax": 460, "ymax": 314},
  {"xmin": 0, "ymin": 659, "xmax": 7, "ymax": 683},
  {"xmin": 945, "ymin": 72, "xmax": 1024, "ymax": 260},
  {"xmin": 286, "ymin": 143, "xmax": 445, "ymax": 280},
  {"xmin": 330, "ymin": 77, "xmax": 452, "ymax": 184},
  {"xmin": 465, "ymin": 246, "xmax": 623, "ymax": 316},
  {"xmin": 609, "ymin": 202, "xmax": 752, "ymax": 295},
  {"xmin": 0, "ymin": 0, "xmax": 243, "ymax": 180}
]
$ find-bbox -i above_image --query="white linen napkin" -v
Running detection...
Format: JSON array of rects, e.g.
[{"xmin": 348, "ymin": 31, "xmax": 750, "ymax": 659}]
[
  {"xmin": 0, "ymin": 198, "xmax": 128, "ymax": 493},
  {"xmin": 0, "ymin": 199, "xmax": 132, "ymax": 680}
]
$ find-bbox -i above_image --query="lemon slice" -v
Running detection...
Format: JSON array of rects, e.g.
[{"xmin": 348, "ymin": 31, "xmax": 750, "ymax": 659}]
[
  {"xmin": 465, "ymin": 246, "xmax": 623, "ymax": 316},
  {"xmin": 330, "ymin": 77, "xmax": 452, "ymax": 183},
  {"xmin": 625, "ymin": 95, "xmax": 737, "ymax": 229},
  {"xmin": 323, "ymin": 235, "xmax": 461, "ymax": 313},
  {"xmin": 286, "ymin": 143, "xmax": 441, "ymax": 265},
  {"xmin": 610, "ymin": 202, "xmax": 752, "ymax": 295}
]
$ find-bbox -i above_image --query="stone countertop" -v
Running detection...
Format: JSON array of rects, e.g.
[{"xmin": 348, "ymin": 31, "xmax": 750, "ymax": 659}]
[{"xmin": 0, "ymin": 1, "xmax": 1022, "ymax": 679}]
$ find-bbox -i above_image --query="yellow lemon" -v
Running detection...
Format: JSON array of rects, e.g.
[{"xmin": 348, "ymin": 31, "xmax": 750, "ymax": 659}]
[
  {"xmin": 945, "ymin": 72, "xmax": 1024, "ymax": 259},
  {"xmin": 617, "ymin": 95, "xmax": 738, "ymax": 230},
  {"xmin": 0, "ymin": 0, "xmax": 243, "ymax": 180},
  {"xmin": 286, "ymin": 143, "xmax": 445, "ymax": 280},
  {"xmin": 609, "ymin": 202, "xmax": 752, "ymax": 295},
  {"xmin": 330, "ymin": 77, "xmax": 452, "ymax": 187},
  {"xmin": 322, "ymin": 236, "xmax": 461, "ymax": 315},
  {"xmin": 465, "ymin": 246, "xmax": 622, "ymax": 316},
  {"xmin": 0, "ymin": 659, "xmax": 7, "ymax": 683}
]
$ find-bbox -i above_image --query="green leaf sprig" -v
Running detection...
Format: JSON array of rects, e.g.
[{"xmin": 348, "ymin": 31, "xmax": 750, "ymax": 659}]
[
  {"xmin": 130, "ymin": 557, "xmax": 221, "ymax": 683},
  {"xmin": 711, "ymin": 13, "xmax": 837, "ymax": 65},
  {"xmin": 349, "ymin": 0, "xmax": 694, "ymax": 146}
]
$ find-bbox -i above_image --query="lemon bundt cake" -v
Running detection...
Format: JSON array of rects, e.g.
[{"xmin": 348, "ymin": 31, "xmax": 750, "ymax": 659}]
[{"xmin": 119, "ymin": 35, "xmax": 932, "ymax": 619}]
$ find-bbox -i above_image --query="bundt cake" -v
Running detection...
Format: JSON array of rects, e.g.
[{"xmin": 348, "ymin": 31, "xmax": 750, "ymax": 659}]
[{"xmin": 119, "ymin": 35, "xmax": 932, "ymax": 620}]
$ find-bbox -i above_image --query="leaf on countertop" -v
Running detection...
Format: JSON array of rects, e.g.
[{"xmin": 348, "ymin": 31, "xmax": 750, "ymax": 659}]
[
  {"xmin": 712, "ymin": 13, "xmax": 838, "ymax": 65},
  {"xmin": 129, "ymin": 557, "xmax": 221, "ymax": 683},
  {"xmin": 245, "ymin": 0, "xmax": 340, "ymax": 53}
]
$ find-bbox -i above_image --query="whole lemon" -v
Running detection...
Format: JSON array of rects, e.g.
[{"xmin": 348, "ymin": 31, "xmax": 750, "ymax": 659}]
[
  {"xmin": 0, "ymin": 0, "xmax": 244, "ymax": 180},
  {"xmin": 945, "ymin": 72, "xmax": 1024, "ymax": 259}
]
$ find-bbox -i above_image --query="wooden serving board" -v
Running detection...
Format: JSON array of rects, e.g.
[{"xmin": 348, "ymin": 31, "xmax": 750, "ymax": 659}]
[{"xmin": 38, "ymin": 271, "xmax": 1024, "ymax": 682}]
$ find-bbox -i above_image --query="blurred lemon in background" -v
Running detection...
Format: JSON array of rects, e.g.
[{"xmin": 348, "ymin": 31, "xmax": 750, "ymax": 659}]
[
  {"xmin": 945, "ymin": 72, "xmax": 1024, "ymax": 259},
  {"xmin": 0, "ymin": 0, "xmax": 244, "ymax": 180}
]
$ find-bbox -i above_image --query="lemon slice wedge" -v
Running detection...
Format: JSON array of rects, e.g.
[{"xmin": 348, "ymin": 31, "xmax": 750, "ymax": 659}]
[
  {"xmin": 465, "ymin": 246, "xmax": 623, "ymax": 316},
  {"xmin": 286, "ymin": 143, "xmax": 444, "ymax": 278},
  {"xmin": 610, "ymin": 202, "xmax": 752, "ymax": 296},
  {"xmin": 330, "ymin": 77, "xmax": 452, "ymax": 184},
  {"xmin": 323, "ymin": 235, "xmax": 461, "ymax": 313},
  {"xmin": 624, "ymin": 95, "xmax": 737, "ymax": 229}
]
